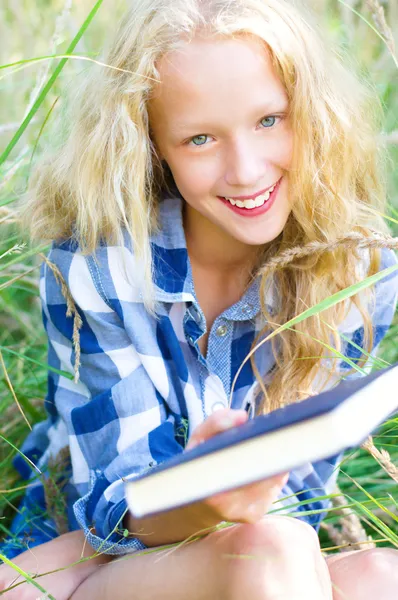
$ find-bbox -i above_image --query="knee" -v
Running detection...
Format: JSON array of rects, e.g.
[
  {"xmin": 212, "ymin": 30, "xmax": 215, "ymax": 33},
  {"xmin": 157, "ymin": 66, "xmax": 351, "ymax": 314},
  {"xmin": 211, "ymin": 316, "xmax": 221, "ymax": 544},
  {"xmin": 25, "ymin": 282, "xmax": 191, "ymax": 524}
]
[
  {"xmin": 327, "ymin": 547, "xmax": 398, "ymax": 600},
  {"xmin": 361, "ymin": 548, "xmax": 398, "ymax": 584},
  {"xmin": 346, "ymin": 548, "xmax": 398, "ymax": 581},
  {"xmin": 218, "ymin": 516, "xmax": 322, "ymax": 600},
  {"xmin": 228, "ymin": 515, "xmax": 321, "ymax": 559},
  {"xmin": 0, "ymin": 530, "xmax": 112, "ymax": 600}
]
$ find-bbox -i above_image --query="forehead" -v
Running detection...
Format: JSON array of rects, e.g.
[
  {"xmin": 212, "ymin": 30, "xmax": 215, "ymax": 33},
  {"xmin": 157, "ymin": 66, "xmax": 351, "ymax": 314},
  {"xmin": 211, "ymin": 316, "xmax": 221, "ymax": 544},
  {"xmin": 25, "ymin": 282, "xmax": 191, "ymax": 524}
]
[{"xmin": 148, "ymin": 36, "xmax": 287, "ymax": 132}]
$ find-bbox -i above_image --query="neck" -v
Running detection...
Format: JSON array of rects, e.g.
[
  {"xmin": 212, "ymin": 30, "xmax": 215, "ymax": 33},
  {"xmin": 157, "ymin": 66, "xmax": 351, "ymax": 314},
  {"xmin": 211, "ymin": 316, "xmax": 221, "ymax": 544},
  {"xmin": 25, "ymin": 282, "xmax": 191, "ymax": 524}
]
[{"xmin": 183, "ymin": 204, "xmax": 259, "ymax": 278}]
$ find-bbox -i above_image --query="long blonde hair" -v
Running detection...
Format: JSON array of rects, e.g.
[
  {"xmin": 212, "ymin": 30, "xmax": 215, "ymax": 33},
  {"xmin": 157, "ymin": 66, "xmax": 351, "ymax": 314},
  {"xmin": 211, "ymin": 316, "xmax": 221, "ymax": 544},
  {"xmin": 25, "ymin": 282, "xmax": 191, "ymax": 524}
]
[{"xmin": 20, "ymin": 0, "xmax": 391, "ymax": 412}]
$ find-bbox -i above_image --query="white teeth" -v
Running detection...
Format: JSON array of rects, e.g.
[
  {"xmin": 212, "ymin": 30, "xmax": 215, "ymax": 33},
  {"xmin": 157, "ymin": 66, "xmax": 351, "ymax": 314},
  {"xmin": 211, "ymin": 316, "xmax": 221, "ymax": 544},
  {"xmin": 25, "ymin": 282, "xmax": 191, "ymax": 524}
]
[{"xmin": 225, "ymin": 182, "xmax": 277, "ymax": 209}]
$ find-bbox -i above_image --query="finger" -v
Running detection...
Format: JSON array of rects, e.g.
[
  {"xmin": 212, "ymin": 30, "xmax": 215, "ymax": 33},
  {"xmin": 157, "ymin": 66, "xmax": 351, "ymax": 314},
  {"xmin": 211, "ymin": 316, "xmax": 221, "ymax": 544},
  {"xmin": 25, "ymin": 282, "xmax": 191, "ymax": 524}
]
[
  {"xmin": 186, "ymin": 408, "xmax": 248, "ymax": 450},
  {"xmin": 199, "ymin": 470, "xmax": 290, "ymax": 523},
  {"xmin": 245, "ymin": 479, "xmax": 287, "ymax": 521},
  {"xmin": 238, "ymin": 471, "xmax": 290, "ymax": 498},
  {"xmin": 211, "ymin": 471, "xmax": 289, "ymax": 506}
]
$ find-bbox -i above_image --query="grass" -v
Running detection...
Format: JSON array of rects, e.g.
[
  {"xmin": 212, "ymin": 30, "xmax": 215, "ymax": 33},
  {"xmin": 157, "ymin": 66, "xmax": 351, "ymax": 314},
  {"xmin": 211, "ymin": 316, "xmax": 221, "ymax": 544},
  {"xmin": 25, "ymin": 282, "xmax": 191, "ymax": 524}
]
[{"xmin": 0, "ymin": 0, "xmax": 398, "ymax": 596}]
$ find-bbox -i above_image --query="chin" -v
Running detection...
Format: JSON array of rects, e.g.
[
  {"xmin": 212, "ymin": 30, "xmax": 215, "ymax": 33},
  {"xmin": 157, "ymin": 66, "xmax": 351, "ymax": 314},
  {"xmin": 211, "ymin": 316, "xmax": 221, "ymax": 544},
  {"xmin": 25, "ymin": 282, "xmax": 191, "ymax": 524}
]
[{"xmin": 232, "ymin": 230, "xmax": 283, "ymax": 247}]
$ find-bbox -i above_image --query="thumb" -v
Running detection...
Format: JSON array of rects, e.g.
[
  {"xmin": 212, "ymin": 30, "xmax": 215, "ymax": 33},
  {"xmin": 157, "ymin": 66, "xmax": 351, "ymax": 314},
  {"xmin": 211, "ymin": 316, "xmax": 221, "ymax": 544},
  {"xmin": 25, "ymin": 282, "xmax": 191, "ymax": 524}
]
[{"xmin": 186, "ymin": 409, "xmax": 248, "ymax": 451}]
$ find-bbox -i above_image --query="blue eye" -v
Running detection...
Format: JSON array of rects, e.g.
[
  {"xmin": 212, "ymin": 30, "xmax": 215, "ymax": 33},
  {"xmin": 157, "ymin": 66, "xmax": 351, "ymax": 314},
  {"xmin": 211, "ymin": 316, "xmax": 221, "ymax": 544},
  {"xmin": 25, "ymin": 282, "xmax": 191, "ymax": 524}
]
[
  {"xmin": 260, "ymin": 116, "xmax": 277, "ymax": 128},
  {"xmin": 187, "ymin": 116, "xmax": 280, "ymax": 147},
  {"xmin": 190, "ymin": 135, "xmax": 208, "ymax": 146}
]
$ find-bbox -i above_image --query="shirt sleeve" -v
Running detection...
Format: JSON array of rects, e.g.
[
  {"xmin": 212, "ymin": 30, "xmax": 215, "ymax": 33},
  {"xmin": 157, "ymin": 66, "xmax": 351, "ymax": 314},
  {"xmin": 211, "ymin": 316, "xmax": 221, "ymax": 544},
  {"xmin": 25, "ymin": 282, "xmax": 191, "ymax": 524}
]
[
  {"xmin": 276, "ymin": 247, "xmax": 398, "ymax": 531},
  {"xmin": 40, "ymin": 240, "xmax": 185, "ymax": 556}
]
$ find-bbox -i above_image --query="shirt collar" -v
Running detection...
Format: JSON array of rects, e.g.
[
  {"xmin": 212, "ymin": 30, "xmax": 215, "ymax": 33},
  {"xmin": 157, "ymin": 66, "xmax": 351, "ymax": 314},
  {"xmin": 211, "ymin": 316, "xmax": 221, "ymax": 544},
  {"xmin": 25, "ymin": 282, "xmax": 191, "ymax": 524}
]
[{"xmin": 150, "ymin": 187, "xmax": 275, "ymax": 316}]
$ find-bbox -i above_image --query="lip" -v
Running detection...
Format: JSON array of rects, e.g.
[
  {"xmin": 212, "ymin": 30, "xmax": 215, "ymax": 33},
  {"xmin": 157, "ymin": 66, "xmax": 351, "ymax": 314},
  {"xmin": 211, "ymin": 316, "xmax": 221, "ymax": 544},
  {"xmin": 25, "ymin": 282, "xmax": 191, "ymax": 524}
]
[
  {"xmin": 221, "ymin": 178, "xmax": 282, "ymax": 201},
  {"xmin": 218, "ymin": 177, "xmax": 282, "ymax": 218}
]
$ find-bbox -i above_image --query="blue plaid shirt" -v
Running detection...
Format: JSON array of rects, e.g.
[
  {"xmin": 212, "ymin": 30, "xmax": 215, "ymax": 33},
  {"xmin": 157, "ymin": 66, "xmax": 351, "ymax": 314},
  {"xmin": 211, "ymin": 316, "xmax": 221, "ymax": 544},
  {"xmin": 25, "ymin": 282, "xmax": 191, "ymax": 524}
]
[{"xmin": 13, "ymin": 190, "xmax": 398, "ymax": 556}]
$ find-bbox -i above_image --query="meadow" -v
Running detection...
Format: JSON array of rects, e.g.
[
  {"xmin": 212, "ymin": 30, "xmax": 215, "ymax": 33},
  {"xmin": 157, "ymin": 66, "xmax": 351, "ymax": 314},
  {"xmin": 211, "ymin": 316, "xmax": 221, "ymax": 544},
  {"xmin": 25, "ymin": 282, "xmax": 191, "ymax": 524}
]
[{"xmin": 0, "ymin": 0, "xmax": 397, "ymax": 595}]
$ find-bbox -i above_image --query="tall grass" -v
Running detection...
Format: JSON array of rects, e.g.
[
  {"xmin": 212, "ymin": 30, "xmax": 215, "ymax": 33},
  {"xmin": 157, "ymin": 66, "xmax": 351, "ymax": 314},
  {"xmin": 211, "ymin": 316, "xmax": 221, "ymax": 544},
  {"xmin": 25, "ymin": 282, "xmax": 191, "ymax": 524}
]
[{"xmin": 0, "ymin": 0, "xmax": 397, "ymax": 595}]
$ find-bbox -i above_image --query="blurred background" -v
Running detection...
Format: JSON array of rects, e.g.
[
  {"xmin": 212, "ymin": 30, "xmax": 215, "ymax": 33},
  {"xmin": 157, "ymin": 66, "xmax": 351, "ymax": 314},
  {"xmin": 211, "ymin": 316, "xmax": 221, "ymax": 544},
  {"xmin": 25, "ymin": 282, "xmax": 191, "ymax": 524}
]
[{"xmin": 0, "ymin": 0, "xmax": 397, "ymax": 552}]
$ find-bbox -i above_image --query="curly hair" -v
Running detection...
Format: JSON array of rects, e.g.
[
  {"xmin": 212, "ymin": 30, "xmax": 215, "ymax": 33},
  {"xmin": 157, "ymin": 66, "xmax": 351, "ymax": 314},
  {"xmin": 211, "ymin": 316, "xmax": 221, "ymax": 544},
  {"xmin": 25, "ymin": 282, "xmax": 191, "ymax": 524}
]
[{"xmin": 19, "ymin": 0, "xmax": 392, "ymax": 412}]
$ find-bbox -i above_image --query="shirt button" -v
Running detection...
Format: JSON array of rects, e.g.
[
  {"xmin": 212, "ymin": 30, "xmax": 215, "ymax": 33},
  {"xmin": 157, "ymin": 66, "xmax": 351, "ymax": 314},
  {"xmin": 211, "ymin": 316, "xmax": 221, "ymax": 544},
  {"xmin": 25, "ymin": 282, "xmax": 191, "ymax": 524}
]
[
  {"xmin": 187, "ymin": 336, "xmax": 194, "ymax": 344},
  {"xmin": 211, "ymin": 401, "xmax": 226, "ymax": 413},
  {"xmin": 216, "ymin": 325, "xmax": 228, "ymax": 337},
  {"xmin": 242, "ymin": 303, "xmax": 254, "ymax": 314}
]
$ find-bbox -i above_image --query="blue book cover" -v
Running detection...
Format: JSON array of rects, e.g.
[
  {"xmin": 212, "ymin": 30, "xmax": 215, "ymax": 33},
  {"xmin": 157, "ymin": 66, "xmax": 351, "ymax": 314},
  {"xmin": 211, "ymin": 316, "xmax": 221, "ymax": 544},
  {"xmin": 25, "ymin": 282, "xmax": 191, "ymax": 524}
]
[{"xmin": 126, "ymin": 363, "xmax": 398, "ymax": 518}]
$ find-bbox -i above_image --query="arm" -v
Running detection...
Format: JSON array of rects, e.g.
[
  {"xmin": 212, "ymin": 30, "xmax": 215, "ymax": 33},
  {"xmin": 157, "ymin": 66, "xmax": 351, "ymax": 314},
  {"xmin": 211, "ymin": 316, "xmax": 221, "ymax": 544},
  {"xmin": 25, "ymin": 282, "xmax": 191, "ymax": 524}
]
[
  {"xmin": 125, "ymin": 409, "xmax": 288, "ymax": 547},
  {"xmin": 39, "ymin": 240, "xmax": 188, "ymax": 555},
  {"xmin": 124, "ymin": 502, "xmax": 222, "ymax": 548}
]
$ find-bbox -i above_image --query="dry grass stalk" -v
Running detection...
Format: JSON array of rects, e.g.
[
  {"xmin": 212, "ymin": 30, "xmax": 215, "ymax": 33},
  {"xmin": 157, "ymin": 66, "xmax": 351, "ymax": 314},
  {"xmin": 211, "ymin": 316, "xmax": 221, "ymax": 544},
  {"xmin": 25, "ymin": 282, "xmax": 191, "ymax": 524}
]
[
  {"xmin": 366, "ymin": 0, "xmax": 396, "ymax": 56},
  {"xmin": 0, "ymin": 347, "xmax": 32, "ymax": 430},
  {"xmin": 361, "ymin": 435, "xmax": 398, "ymax": 483},
  {"xmin": 37, "ymin": 236, "xmax": 397, "ymax": 543},
  {"xmin": 24, "ymin": 0, "xmax": 73, "ymax": 118},
  {"xmin": 42, "ymin": 446, "xmax": 71, "ymax": 535},
  {"xmin": 257, "ymin": 231, "xmax": 398, "ymax": 278},
  {"xmin": 38, "ymin": 231, "xmax": 398, "ymax": 387},
  {"xmin": 0, "ymin": 266, "xmax": 38, "ymax": 293},
  {"xmin": 0, "ymin": 216, "xmax": 19, "ymax": 226},
  {"xmin": 321, "ymin": 484, "xmax": 376, "ymax": 552},
  {"xmin": 0, "ymin": 145, "xmax": 30, "ymax": 190},
  {"xmin": 0, "ymin": 206, "xmax": 14, "ymax": 216},
  {"xmin": 39, "ymin": 254, "xmax": 83, "ymax": 383}
]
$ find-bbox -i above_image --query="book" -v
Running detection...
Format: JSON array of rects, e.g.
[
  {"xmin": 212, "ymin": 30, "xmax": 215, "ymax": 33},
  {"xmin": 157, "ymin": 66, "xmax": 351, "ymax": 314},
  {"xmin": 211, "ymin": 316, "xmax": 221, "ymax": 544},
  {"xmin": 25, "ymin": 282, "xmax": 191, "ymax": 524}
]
[{"xmin": 125, "ymin": 363, "xmax": 398, "ymax": 519}]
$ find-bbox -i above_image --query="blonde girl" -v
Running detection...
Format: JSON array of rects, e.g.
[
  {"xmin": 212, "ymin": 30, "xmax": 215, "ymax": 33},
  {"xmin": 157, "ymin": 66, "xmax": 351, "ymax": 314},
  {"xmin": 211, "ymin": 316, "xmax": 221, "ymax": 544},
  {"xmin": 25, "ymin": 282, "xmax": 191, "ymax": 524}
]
[{"xmin": 1, "ymin": 0, "xmax": 398, "ymax": 598}]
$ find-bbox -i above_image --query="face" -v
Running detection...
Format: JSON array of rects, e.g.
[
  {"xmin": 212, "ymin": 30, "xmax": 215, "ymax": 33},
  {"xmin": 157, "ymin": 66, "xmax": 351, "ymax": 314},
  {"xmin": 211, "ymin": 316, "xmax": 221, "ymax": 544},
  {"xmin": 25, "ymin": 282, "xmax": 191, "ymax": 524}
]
[{"xmin": 148, "ymin": 35, "xmax": 294, "ymax": 251}]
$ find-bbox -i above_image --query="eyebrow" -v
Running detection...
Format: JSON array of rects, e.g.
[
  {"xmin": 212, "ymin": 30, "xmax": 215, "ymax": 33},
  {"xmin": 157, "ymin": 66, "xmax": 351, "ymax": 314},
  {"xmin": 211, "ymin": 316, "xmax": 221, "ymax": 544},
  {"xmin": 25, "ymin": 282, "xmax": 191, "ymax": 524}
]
[{"xmin": 170, "ymin": 100, "xmax": 289, "ymax": 136}]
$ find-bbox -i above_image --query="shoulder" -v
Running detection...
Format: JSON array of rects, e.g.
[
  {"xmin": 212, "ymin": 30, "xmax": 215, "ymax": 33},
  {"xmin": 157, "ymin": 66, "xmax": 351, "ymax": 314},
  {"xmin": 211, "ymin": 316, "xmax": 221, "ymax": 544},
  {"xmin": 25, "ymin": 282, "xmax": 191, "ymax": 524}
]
[
  {"xmin": 40, "ymin": 195, "xmax": 188, "ymax": 308},
  {"xmin": 336, "ymin": 246, "xmax": 397, "ymax": 336},
  {"xmin": 357, "ymin": 245, "xmax": 398, "ymax": 281},
  {"xmin": 40, "ymin": 233, "xmax": 145, "ymax": 311},
  {"xmin": 362, "ymin": 246, "xmax": 398, "ymax": 312}
]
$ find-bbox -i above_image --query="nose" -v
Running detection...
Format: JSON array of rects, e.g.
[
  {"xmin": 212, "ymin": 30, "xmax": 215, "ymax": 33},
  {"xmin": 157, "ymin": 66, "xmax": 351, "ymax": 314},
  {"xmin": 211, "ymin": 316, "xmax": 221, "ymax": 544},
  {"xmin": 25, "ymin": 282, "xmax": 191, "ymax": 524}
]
[{"xmin": 223, "ymin": 137, "xmax": 266, "ymax": 190}]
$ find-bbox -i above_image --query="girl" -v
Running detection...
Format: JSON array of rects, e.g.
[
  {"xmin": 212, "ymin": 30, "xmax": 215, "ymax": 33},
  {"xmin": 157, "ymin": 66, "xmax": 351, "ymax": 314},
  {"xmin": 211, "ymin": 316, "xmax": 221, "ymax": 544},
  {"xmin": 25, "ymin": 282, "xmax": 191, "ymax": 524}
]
[{"xmin": 1, "ymin": 0, "xmax": 398, "ymax": 598}]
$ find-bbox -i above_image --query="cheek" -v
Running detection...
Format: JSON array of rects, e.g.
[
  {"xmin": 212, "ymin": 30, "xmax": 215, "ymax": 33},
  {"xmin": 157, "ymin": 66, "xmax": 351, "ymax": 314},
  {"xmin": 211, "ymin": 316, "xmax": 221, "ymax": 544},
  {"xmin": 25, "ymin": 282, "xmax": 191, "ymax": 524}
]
[
  {"xmin": 173, "ymin": 162, "xmax": 217, "ymax": 196},
  {"xmin": 275, "ymin": 133, "xmax": 294, "ymax": 169}
]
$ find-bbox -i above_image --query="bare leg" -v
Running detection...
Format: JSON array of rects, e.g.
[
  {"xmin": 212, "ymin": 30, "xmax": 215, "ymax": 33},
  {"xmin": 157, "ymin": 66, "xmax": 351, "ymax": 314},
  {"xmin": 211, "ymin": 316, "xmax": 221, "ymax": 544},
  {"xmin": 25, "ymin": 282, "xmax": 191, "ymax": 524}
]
[
  {"xmin": 0, "ymin": 530, "xmax": 112, "ymax": 599},
  {"xmin": 71, "ymin": 516, "xmax": 333, "ymax": 600},
  {"xmin": 326, "ymin": 548, "xmax": 398, "ymax": 600}
]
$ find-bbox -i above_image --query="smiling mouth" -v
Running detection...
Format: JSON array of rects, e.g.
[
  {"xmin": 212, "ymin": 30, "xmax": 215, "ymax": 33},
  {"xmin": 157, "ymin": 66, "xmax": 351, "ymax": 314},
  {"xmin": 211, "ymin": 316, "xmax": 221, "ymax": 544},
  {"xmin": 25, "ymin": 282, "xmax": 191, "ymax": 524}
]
[{"xmin": 221, "ymin": 178, "xmax": 281, "ymax": 210}]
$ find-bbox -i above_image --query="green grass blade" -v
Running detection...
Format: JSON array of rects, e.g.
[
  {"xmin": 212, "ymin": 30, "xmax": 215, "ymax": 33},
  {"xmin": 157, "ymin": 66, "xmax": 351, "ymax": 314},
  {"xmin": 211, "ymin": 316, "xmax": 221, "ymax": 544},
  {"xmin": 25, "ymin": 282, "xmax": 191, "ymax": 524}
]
[
  {"xmin": 0, "ymin": 244, "xmax": 50, "ymax": 272},
  {"xmin": 0, "ymin": 346, "xmax": 74, "ymax": 379},
  {"xmin": 0, "ymin": 52, "xmax": 98, "ymax": 71},
  {"xmin": 337, "ymin": 0, "xmax": 398, "ymax": 69},
  {"xmin": 0, "ymin": 554, "xmax": 57, "ymax": 600},
  {"xmin": 284, "ymin": 326, "xmax": 368, "ymax": 374},
  {"xmin": 339, "ymin": 331, "xmax": 390, "ymax": 368},
  {"xmin": 0, "ymin": 0, "xmax": 104, "ymax": 167},
  {"xmin": 0, "ymin": 196, "xmax": 18, "ymax": 208},
  {"xmin": 230, "ymin": 263, "xmax": 398, "ymax": 401},
  {"xmin": 0, "ymin": 433, "xmax": 43, "ymax": 476},
  {"xmin": 267, "ymin": 264, "xmax": 398, "ymax": 338}
]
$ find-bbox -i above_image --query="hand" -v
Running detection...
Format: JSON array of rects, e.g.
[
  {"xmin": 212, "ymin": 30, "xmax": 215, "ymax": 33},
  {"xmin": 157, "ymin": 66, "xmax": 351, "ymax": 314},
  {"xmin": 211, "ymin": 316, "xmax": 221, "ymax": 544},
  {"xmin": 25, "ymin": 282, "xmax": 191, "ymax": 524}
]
[{"xmin": 185, "ymin": 408, "xmax": 289, "ymax": 524}]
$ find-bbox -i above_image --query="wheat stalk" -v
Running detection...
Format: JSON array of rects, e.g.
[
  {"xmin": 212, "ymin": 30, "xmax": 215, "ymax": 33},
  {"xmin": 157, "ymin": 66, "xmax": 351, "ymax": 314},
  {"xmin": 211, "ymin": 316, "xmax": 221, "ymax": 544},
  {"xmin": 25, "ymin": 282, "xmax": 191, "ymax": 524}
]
[
  {"xmin": 366, "ymin": 0, "xmax": 396, "ymax": 57},
  {"xmin": 361, "ymin": 435, "xmax": 398, "ymax": 483}
]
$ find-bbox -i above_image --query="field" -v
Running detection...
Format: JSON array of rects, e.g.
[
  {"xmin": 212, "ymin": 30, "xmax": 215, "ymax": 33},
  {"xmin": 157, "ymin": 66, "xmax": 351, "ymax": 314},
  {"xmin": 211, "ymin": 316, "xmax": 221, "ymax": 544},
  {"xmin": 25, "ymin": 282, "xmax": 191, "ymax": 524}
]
[{"xmin": 0, "ymin": 0, "xmax": 397, "ymax": 588}]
